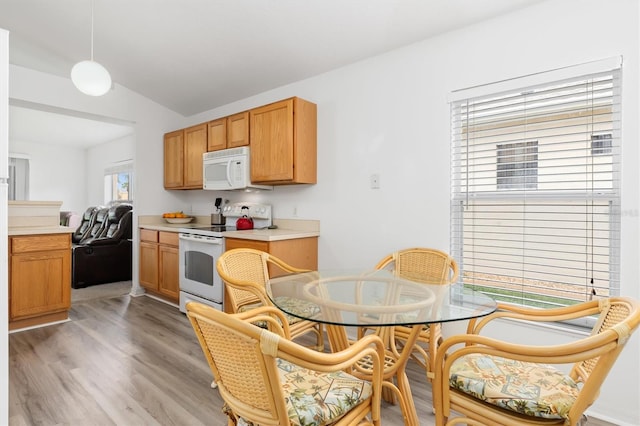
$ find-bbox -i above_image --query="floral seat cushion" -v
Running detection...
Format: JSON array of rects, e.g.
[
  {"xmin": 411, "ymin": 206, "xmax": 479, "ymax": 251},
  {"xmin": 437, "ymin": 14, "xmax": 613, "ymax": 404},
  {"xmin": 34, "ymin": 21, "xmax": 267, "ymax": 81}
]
[
  {"xmin": 450, "ymin": 354, "xmax": 580, "ymax": 420},
  {"xmin": 235, "ymin": 358, "xmax": 372, "ymax": 426},
  {"xmin": 238, "ymin": 296, "xmax": 320, "ymax": 326}
]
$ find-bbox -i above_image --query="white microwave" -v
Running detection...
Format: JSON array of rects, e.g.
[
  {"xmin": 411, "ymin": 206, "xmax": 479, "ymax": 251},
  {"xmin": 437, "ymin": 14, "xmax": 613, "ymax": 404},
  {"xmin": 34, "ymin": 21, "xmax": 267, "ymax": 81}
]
[{"xmin": 203, "ymin": 147, "xmax": 272, "ymax": 191}]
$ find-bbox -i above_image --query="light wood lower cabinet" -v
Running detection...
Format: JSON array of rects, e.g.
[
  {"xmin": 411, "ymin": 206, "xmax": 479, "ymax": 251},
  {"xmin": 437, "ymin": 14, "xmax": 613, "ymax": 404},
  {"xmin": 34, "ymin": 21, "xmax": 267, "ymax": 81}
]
[
  {"xmin": 223, "ymin": 236, "xmax": 318, "ymax": 313},
  {"xmin": 139, "ymin": 229, "xmax": 180, "ymax": 303},
  {"xmin": 9, "ymin": 233, "xmax": 72, "ymax": 330}
]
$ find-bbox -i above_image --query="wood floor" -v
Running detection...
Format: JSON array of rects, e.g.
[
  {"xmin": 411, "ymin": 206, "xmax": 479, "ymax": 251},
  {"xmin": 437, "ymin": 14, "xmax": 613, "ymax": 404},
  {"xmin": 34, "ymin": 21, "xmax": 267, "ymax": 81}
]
[{"xmin": 8, "ymin": 294, "xmax": 616, "ymax": 425}]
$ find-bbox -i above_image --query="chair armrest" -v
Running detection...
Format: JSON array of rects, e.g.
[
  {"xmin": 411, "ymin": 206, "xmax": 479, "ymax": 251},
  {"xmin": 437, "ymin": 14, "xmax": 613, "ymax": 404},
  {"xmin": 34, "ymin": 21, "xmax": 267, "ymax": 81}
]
[
  {"xmin": 232, "ymin": 306, "xmax": 291, "ymax": 339},
  {"xmin": 467, "ymin": 300, "xmax": 603, "ymax": 335},
  {"xmin": 81, "ymin": 237, "xmax": 131, "ymax": 247},
  {"xmin": 280, "ymin": 333, "xmax": 385, "ymax": 381},
  {"xmin": 266, "ymin": 256, "xmax": 310, "ymax": 274}
]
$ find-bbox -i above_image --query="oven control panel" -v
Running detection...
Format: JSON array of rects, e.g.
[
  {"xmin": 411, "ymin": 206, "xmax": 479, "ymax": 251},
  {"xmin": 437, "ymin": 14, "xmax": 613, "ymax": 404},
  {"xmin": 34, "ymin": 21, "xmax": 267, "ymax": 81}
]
[{"xmin": 222, "ymin": 202, "xmax": 272, "ymax": 220}]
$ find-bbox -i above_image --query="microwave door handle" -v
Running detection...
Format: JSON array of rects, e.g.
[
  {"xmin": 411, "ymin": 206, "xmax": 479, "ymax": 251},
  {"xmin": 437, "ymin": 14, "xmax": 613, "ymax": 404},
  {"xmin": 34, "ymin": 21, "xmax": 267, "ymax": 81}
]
[{"xmin": 226, "ymin": 159, "xmax": 233, "ymax": 187}]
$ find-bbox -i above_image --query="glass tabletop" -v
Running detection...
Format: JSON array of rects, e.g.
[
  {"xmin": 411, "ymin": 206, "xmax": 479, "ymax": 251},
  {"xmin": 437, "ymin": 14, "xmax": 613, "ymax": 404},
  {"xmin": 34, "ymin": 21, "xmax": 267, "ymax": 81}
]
[{"xmin": 267, "ymin": 269, "xmax": 497, "ymax": 327}]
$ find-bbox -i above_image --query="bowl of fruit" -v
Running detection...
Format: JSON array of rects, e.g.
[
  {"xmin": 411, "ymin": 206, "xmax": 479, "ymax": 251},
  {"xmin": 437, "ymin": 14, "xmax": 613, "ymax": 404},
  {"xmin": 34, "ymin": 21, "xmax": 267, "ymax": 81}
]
[{"xmin": 162, "ymin": 211, "xmax": 194, "ymax": 224}]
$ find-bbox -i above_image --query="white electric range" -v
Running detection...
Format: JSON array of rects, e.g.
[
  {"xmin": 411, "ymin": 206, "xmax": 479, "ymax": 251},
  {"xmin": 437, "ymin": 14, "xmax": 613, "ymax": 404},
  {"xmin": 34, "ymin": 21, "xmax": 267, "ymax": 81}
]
[{"xmin": 177, "ymin": 202, "xmax": 272, "ymax": 313}]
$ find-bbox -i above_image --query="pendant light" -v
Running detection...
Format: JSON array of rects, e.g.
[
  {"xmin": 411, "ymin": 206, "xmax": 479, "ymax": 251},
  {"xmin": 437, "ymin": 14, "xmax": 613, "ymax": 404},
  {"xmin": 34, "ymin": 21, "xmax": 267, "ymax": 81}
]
[{"xmin": 71, "ymin": 0, "xmax": 111, "ymax": 96}]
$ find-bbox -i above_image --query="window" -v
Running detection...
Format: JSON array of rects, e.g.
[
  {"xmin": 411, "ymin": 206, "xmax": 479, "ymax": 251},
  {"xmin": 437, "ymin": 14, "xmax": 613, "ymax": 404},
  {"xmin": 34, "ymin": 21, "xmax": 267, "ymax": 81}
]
[
  {"xmin": 104, "ymin": 161, "xmax": 133, "ymax": 205},
  {"xmin": 591, "ymin": 133, "xmax": 612, "ymax": 156},
  {"xmin": 451, "ymin": 62, "xmax": 621, "ymax": 310},
  {"xmin": 496, "ymin": 141, "xmax": 538, "ymax": 190}
]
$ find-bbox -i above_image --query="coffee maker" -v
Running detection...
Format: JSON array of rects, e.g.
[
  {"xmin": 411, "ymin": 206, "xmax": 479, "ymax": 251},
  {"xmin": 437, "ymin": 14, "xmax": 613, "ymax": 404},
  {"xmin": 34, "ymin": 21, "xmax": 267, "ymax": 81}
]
[{"xmin": 211, "ymin": 197, "xmax": 225, "ymax": 225}]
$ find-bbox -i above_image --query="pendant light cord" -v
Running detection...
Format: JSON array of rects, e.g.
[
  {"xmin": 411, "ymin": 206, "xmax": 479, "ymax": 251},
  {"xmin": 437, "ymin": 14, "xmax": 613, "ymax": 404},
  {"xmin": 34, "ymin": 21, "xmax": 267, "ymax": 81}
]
[{"xmin": 90, "ymin": 0, "xmax": 95, "ymax": 61}]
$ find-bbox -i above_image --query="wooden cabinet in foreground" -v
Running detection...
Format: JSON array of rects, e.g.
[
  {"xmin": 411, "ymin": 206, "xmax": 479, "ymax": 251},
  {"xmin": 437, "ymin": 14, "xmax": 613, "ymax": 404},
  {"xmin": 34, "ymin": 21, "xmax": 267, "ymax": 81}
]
[
  {"xmin": 249, "ymin": 97, "xmax": 317, "ymax": 185},
  {"xmin": 164, "ymin": 122, "xmax": 207, "ymax": 189},
  {"xmin": 139, "ymin": 229, "xmax": 180, "ymax": 303},
  {"xmin": 9, "ymin": 233, "xmax": 71, "ymax": 330}
]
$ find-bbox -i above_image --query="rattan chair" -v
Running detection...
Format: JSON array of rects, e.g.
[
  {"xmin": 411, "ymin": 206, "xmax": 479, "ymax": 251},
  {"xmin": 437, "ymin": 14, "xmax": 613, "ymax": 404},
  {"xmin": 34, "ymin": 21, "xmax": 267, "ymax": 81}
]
[
  {"xmin": 359, "ymin": 247, "xmax": 459, "ymax": 381},
  {"xmin": 217, "ymin": 248, "xmax": 324, "ymax": 351},
  {"xmin": 433, "ymin": 297, "xmax": 640, "ymax": 426},
  {"xmin": 186, "ymin": 302, "xmax": 384, "ymax": 426}
]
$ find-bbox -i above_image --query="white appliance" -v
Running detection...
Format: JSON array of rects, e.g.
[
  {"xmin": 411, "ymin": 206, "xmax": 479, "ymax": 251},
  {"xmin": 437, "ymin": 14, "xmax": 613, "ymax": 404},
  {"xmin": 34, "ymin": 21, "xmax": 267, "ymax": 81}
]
[
  {"xmin": 203, "ymin": 146, "xmax": 272, "ymax": 191},
  {"xmin": 178, "ymin": 202, "xmax": 273, "ymax": 313}
]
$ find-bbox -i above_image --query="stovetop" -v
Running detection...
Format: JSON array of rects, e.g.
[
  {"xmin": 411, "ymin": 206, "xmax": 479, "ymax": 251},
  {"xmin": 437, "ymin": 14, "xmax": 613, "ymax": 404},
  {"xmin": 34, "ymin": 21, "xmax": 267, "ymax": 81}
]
[
  {"xmin": 178, "ymin": 225, "xmax": 236, "ymax": 237},
  {"xmin": 192, "ymin": 225, "xmax": 237, "ymax": 233}
]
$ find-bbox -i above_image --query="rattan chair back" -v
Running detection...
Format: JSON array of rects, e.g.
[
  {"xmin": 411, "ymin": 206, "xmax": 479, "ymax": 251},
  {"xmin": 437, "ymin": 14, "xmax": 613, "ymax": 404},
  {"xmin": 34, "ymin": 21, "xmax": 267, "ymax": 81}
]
[
  {"xmin": 217, "ymin": 248, "xmax": 324, "ymax": 350},
  {"xmin": 187, "ymin": 302, "xmax": 384, "ymax": 425},
  {"xmin": 367, "ymin": 247, "xmax": 459, "ymax": 382},
  {"xmin": 376, "ymin": 247, "xmax": 459, "ymax": 285}
]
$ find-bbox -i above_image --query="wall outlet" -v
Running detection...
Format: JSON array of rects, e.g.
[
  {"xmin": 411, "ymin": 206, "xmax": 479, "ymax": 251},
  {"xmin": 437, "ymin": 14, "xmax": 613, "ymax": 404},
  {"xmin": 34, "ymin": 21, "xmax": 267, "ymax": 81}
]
[{"xmin": 293, "ymin": 206, "xmax": 298, "ymax": 217}]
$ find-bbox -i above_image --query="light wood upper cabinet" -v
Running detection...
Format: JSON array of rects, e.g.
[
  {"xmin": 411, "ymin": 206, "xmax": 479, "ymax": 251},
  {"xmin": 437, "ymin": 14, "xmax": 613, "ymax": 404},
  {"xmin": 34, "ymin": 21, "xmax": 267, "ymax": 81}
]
[
  {"xmin": 165, "ymin": 96, "xmax": 316, "ymax": 188},
  {"xmin": 183, "ymin": 123, "xmax": 207, "ymax": 188},
  {"xmin": 227, "ymin": 111, "xmax": 249, "ymax": 148},
  {"xmin": 207, "ymin": 112, "xmax": 249, "ymax": 152},
  {"xmin": 163, "ymin": 130, "xmax": 184, "ymax": 188},
  {"xmin": 250, "ymin": 97, "xmax": 317, "ymax": 185},
  {"xmin": 164, "ymin": 123, "xmax": 207, "ymax": 189},
  {"xmin": 207, "ymin": 118, "xmax": 227, "ymax": 151}
]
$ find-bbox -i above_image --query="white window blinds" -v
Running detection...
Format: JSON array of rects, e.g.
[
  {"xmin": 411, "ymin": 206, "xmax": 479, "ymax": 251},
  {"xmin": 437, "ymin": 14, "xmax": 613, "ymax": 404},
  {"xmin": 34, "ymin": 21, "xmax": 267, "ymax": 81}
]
[{"xmin": 450, "ymin": 65, "xmax": 621, "ymax": 309}]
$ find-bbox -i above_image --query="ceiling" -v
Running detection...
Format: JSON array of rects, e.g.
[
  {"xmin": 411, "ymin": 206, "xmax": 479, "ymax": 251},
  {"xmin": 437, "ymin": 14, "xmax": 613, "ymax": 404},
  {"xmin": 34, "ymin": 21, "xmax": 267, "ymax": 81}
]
[{"xmin": 1, "ymin": 0, "xmax": 547, "ymax": 147}]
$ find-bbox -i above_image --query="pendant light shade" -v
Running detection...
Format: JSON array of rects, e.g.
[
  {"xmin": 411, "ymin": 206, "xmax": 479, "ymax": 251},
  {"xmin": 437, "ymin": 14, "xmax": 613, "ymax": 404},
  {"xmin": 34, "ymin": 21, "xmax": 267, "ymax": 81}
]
[
  {"xmin": 71, "ymin": 0, "xmax": 111, "ymax": 96},
  {"xmin": 71, "ymin": 60, "xmax": 111, "ymax": 96}
]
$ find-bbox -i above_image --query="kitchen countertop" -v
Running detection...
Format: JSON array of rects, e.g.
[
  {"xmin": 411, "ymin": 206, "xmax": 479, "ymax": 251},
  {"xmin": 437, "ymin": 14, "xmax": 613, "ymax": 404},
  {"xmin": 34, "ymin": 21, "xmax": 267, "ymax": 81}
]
[
  {"xmin": 9, "ymin": 226, "xmax": 75, "ymax": 236},
  {"xmin": 138, "ymin": 216, "xmax": 320, "ymax": 242},
  {"xmin": 222, "ymin": 228, "xmax": 319, "ymax": 242}
]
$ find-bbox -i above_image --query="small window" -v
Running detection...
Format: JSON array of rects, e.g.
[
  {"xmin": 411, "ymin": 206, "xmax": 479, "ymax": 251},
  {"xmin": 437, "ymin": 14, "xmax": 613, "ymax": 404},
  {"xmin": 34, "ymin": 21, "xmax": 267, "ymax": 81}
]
[
  {"xmin": 496, "ymin": 141, "xmax": 538, "ymax": 190},
  {"xmin": 591, "ymin": 133, "xmax": 612, "ymax": 156},
  {"xmin": 104, "ymin": 161, "xmax": 133, "ymax": 204}
]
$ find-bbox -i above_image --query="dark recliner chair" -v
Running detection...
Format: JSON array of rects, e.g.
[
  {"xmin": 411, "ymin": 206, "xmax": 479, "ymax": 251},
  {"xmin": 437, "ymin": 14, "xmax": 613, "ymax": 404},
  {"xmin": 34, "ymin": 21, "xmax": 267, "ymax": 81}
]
[
  {"xmin": 72, "ymin": 206, "xmax": 100, "ymax": 243},
  {"xmin": 71, "ymin": 203, "xmax": 133, "ymax": 288}
]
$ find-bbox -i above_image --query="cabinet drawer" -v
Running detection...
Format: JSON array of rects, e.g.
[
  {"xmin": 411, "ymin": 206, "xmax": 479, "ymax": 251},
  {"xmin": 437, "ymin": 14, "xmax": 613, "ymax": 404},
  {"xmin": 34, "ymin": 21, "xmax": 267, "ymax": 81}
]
[
  {"xmin": 11, "ymin": 234, "xmax": 70, "ymax": 254},
  {"xmin": 224, "ymin": 238, "xmax": 269, "ymax": 253},
  {"xmin": 159, "ymin": 231, "xmax": 179, "ymax": 246},
  {"xmin": 140, "ymin": 229, "xmax": 159, "ymax": 243}
]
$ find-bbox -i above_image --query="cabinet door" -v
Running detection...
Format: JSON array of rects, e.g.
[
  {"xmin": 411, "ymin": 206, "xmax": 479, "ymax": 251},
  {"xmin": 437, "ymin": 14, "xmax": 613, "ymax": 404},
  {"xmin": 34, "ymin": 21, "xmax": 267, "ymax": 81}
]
[
  {"xmin": 158, "ymin": 245, "xmax": 179, "ymax": 301},
  {"xmin": 207, "ymin": 118, "xmax": 227, "ymax": 151},
  {"xmin": 227, "ymin": 111, "xmax": 249, "ymax": 148},
  {"xmin": 184, "ymin": 123, "xmax": 207, "ymax": 188},
  {"xmin": 250, "ymin": 99, "xmax": 295, "ymax": 182},
  {"xmin": 164, "ymin": 130, "xmax": 184, "ymax": 189},
  {"xmin": 139, "ymin": 241, "xmax": 159, "ymax": 290},
  {"xmin": 10, "ymin": 249, "xmax": 71, "ymax": 320},
  {"xmin": 269, "ymin": 237, "xmax": 318, "ymax": 271}
]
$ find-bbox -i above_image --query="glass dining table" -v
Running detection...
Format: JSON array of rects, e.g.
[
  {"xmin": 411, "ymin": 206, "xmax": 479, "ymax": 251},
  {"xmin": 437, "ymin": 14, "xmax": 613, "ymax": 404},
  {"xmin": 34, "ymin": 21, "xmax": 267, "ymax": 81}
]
[{"xmin": 267, "ymin": 269, "xmax": 497, "ymax": 426}]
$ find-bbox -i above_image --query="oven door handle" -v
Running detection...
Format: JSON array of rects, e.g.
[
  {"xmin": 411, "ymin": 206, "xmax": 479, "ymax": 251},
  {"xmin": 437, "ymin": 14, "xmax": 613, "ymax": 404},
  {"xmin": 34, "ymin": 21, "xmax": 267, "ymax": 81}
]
[{"xmin": 179, "ymin": 234, "xmax": 223, "ymax": 244}]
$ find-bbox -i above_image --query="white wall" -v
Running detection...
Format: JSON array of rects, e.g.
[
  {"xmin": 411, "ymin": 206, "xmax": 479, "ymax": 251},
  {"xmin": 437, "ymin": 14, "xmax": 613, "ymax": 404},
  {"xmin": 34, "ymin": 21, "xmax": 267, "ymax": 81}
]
[
  {"xmin": 9, "ymin": 140, "xmax": 87, "ymax": 213},
  {"xmin": 85, "ymin": 134, "xmax": 135, "ymax": 207},
  {"xmin": 5, "ymin": 0, "xmax": 640, "ymax": 424}
]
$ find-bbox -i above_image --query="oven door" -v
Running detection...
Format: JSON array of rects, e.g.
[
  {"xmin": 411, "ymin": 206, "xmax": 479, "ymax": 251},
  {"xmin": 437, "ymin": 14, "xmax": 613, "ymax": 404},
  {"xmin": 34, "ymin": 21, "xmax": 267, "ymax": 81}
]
[{"xmin": 178, "ymin": 233, "xmax": 224, "ymax": 304}]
